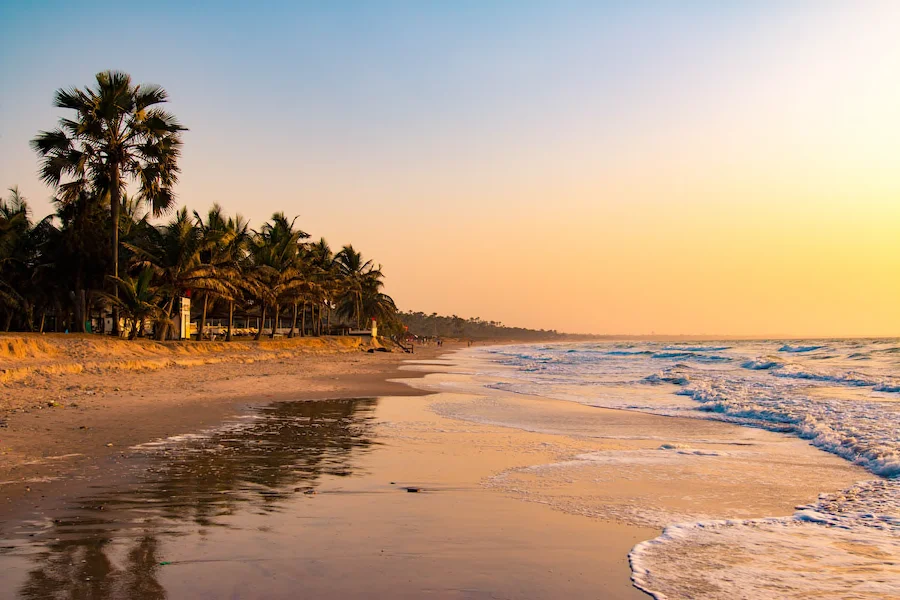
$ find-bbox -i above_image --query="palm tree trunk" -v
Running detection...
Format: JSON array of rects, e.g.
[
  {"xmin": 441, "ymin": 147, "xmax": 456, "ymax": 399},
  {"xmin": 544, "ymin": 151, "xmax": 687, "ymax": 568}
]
[
  {"xmin": 270, "ymin": 303, "xmax": 279, "ymax": 338},
  {"xmin": 226, "ymin": 301, "xmax": 234, "ymax": 342},
  {"xmin": 74, "ymin": 248, "xmax": 87, "ymax": 333},
  {"xmin": 70, "ymin": 287, "xmax": 86, "ymax": 333},
  {"xmin": 301, "ymin": 302, "xmax": 306, "ymax": 337},
  {"xmin": 24, "ymin": 301, "xmax": 34, "ymax": 332},
  {"xmin": 158, "ymin": 297, "xmax": 175, "ymax": 340},
  {"xmin": 255, "ymin": 305, "xmax": 266, "ymax": 341},
  {"xmin": 79, "ymin": 290, "xmax": 88, "ymax": 333},
  {"xmin": 38, "ymin": 312, "xmax": 45, "ymax": 333},
  {"xmin": 316, "ymin": 302, "xmax": 322, "ymax": 335},
  {"xmin": 288, "ymin": 303, "xmax": 297, "ymax": 338},
  {"xmin": 198, "ymin": 294, "xmax": 208, "ymax": 341},
  {"xmin": 326, "ymin": 304, "xmax": 331, "ymax": 336},
  {"xmin": 110, "ymin": 169, "xmax": 121, "ymax": 337}
]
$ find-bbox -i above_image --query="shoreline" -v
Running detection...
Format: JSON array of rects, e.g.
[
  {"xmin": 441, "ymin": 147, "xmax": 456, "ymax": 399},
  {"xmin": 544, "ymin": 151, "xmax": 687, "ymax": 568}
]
[
  {"xmin": 448, "ymin": 342, "xmax": 896, "ymax": 598},
  {"xmin": 0, "ymin": 338, "xmax": 881, "ymax": 599}
]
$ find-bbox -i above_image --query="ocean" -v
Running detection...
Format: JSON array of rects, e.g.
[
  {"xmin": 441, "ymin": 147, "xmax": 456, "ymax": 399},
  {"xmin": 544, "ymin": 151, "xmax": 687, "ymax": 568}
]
[{"xmin": 447, "ymin": 339, "xmax": 900, "ymax": 598}]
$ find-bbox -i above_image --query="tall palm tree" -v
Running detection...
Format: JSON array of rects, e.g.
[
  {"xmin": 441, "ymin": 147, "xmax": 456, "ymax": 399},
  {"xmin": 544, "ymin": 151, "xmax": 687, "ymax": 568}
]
[
  {"xmin": 307, "ymin": 238, "xmax": 340, "ymax": 336},
  {"xmin": 31, "ymin": 70, "xmax": 186, "ymax": 335},
  {"xmin": 334, "ymin": 244, "xmax": 383, "ymax": 329},
  {"xmin": 359, "ymin": 270, "xmax": 397, "ymax": 326},
  {"xmin": 248, "ymin": 213, "xmax": 309, "ymax": 340},
  {"xmin": 222, "ymin": 213, "xmax": 252, "ymax": 341},
  {"xmin": 193, "ymin": 204, "xmax": 230, "ymax": 340}
]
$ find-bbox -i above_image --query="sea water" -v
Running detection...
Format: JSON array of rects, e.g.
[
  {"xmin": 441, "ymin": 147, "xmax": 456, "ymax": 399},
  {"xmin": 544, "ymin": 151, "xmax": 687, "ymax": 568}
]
[{"xmin": 462, "ymin": 340, "xmax": 900, "ymax": 599}]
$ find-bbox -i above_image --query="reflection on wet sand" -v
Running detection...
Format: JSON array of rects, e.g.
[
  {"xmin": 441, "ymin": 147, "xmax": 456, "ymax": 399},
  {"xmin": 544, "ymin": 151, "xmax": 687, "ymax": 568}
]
[{"xmin": 8, "ymin": 398, "xmax": 379, "ymax": 600}]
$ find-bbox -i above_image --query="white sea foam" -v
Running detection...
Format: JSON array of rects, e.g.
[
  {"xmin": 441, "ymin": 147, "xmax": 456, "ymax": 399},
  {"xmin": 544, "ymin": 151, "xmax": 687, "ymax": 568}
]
[{"xmin": 629, "ymin": 479, "xmax": 900, "ymax": 599}]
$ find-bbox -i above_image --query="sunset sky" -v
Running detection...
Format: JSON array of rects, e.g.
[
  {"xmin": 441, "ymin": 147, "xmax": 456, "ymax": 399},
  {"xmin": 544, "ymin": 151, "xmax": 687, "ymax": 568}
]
[{"xmin": 3, "ymin": 1, "xmax": 900, "ymax": 337}]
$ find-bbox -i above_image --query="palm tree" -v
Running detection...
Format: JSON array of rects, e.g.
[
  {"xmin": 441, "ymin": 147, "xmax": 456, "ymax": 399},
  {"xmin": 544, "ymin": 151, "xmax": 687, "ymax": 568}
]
[
  {"xmin": 0, "ymin": 187, "xmax": 29, "ymax": 260},
  {"xmin": 31, "ymin": 71, "xmax": 186, "ymax": 335},
  {"xmin": 359, "ymin": 270, "xmax": 397, "ymax": 326},
  {"xmin": 0, "ymin": 188, "xmax": 61, "ymax": 332},
  {"xmin": 130, "ymin": 208, "xmax": 237, "ymax": 340},
  {"xmin": 334, "ymin": 244, "xmax": 384, "ymax": 329},
  {"xmin": 193, "ymin": 205, "xmax": 229, "ymax": 340},
  {"xmin": 307, "ymin": 238, "xmax": 342, "ymax": 336},
  {"xmin": 221, "ymin": 213, "xmax": 252, "ymax": 342},
  {"xmin": 0, "ymin": 188, "xmax": 31, "ymax": 329},
  {"xmin": 247, "ymin": 213, "xmax": 309, "ymax": 340},
  {"xmin": 105, "ymin": 267, "xmax": 166, "ymax": 339}
]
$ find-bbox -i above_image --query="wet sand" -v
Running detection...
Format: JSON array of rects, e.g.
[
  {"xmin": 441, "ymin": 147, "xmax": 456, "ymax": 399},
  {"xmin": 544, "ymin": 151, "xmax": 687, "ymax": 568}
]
[
  {"xmin": 0, "ymin": 336, "xmax": 442, "ymax": 518},
  {"xmin": 406, "ymin": 353, "xmax": 881, "ymax": 599},
  {"xmin": 0, "ymin": 352, "xmax": 651, "ymax": 600},
  {"xmin": 0, "ymin": 343, "xmax": 873, "ymax": 599}
]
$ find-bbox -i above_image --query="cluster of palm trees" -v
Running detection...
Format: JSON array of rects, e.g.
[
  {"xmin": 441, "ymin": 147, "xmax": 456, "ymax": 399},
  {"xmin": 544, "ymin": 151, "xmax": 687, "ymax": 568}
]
[{"xmin": 0, "ymin": 70, "xmax": 397, "ymax": 340}]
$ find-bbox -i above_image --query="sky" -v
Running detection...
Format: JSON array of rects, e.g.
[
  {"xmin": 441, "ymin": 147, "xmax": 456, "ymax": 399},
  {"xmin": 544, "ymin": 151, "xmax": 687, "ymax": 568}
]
[{"xmin": 2, "ymin": 1, "xmax": 900, "ymax": 337}]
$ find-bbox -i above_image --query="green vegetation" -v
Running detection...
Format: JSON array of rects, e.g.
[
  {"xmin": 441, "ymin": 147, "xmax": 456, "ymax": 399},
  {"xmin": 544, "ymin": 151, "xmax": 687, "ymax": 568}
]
[
  {"xmin": 399, "ymin": 311, "xmax": 587, "ymax": 341},
  {"xmin": 0, "ymin": 71, "xmax": 396, "ymax": 339}
]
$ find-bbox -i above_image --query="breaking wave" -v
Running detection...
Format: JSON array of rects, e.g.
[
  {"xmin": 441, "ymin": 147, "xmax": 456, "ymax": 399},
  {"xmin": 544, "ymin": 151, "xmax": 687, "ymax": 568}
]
[
  {"xmin": 740, "ymin": 358, "xmax": 782, "ymax": 370},
  {"xmin": 779, "ymin": 344, "xmax": 825, "ymax": 353}
]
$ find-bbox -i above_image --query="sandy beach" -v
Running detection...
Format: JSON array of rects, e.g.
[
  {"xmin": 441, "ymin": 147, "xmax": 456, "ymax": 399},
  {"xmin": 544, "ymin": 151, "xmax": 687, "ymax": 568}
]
[
  {"xmin": 0, "ymin": 336, "xmax": 885, "ymax": 598},
  {"xmin": 0, "ymin": 334, "xmax": 441, "ymax": 516},
  {"xmin": 0, "ymin": 336, "xmax": 650, "ymax": 599}
]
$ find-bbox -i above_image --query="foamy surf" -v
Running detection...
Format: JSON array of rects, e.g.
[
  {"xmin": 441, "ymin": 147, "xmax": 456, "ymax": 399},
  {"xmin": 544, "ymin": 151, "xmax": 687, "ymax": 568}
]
[
  {"xmin": 469, "ymin": 339, "xmax": 900, "ymax": 598},
  {"xmin": 630, "ymin": 479, "xmax": 900, "ymax": 599}
]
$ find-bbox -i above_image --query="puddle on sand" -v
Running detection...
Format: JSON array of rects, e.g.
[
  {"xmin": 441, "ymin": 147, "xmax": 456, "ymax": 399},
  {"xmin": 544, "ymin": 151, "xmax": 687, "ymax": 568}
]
[{"xmin": 0, "ymin": 398, "xmax": 380, "ymax": 600}]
